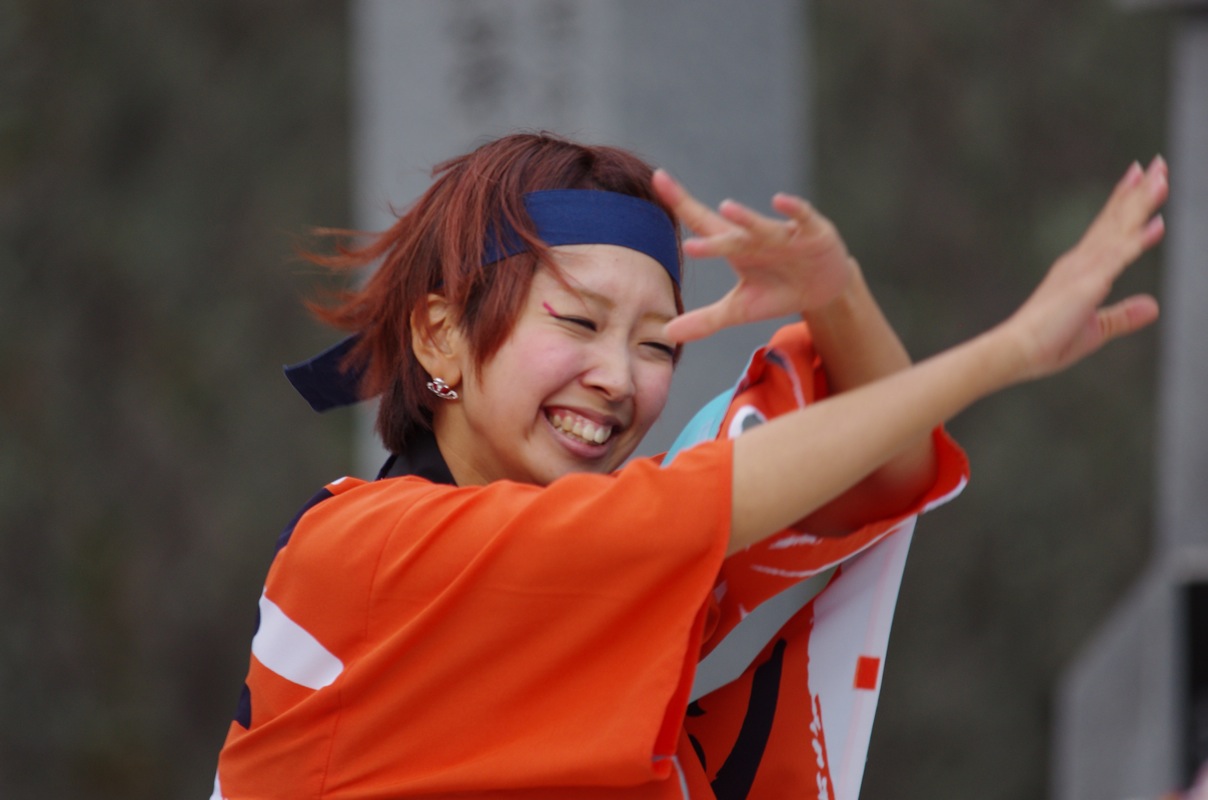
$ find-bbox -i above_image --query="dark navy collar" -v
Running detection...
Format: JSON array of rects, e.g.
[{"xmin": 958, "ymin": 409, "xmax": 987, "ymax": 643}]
[{"xmin": 375, "ymin": 426, "xmax": 457, "ymax": 486}]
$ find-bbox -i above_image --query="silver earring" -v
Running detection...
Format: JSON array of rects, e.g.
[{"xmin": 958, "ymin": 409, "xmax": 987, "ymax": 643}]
[{"xmin": 426, "ymin": 377, "xmax": 459, "ymax": 400}]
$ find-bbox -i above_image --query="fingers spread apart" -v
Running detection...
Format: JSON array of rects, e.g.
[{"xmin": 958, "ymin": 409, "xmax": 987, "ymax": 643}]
[
  {"xmin": 653, "ymin": 169, "xmax": 820, "ymax": 259},
  {"xmin": 1093, "ymin": 156, "xmax": 1168, "ymax": 248}
]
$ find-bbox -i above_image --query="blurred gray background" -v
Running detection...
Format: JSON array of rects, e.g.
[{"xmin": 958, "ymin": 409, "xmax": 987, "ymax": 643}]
[{"xmin": 0, "ymin": 1, "xmax": 1177, "ymax": 797}]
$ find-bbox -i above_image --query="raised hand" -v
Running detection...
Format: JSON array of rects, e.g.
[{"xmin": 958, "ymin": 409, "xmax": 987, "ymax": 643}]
[
  {"xmin": 652, "ymin": 169, "xmax": 856, "ymax": 343},
  {"xmin": 1000, "ymin": 156, "xmax": 1168, "ymax": 381}
]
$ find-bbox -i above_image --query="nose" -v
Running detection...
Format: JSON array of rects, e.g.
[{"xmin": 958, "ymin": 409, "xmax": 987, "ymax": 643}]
[{"xmin": 583, "ymin": 337, "xmax": 636, "ymax": 401}]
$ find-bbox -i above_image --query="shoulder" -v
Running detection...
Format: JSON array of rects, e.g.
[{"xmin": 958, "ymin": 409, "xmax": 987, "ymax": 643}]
[{"xmin": 279, "ymin": 440, "xmax": 734, "ymax": 571}]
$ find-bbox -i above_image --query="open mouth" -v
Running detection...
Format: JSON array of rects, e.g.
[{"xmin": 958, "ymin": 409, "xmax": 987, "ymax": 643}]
[{"xmin": 547, "ymin": 410, "xmax": 614, "ymax": 446}]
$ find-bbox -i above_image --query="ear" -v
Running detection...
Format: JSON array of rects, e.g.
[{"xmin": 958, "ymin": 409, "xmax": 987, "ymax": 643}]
[{"xmin": 411, "ymin": 293, "xmax": 465, "ymax": 388}]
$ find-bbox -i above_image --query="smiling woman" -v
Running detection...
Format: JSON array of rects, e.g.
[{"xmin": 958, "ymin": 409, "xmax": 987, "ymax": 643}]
[
  {"xmin": 422, "ymin": 243, "xmax": 679, "ymax": 486},
  {"xmin": 297, "ymin": 136, "xmax": 686, "ymax": 457},
  {"xmin": 209, "ymin": 132, "xmax": 1168, "ymax": 799}
]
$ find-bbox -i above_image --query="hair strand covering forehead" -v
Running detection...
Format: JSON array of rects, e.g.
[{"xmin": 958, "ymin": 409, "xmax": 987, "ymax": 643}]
[{"xmin": 286, "ymin": 189, "xmax": 681, "ymax": 412}]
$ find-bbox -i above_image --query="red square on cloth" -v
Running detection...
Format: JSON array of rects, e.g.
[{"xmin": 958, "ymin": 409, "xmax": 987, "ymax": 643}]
[{"xmin": 853, "ymin": 656, "xmax": 881, "ymax": 691}]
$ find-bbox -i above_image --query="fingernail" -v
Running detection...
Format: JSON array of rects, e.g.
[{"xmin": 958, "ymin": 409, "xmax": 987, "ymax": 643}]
[
  {"xmin": 1126, "ymin": 161, "xmax": 1144, "ymax": 185},
  {"xmin": 1145, "ymin": 213, "xmax": 1166, "ymax": 240},
  {"xmin": 1151, "ymin": 172, "xmax": 1168, "ymax": 199}
]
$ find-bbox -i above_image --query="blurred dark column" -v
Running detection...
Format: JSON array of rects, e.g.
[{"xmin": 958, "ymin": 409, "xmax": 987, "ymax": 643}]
[
  {"xmin": 1054, "ymin": 5, "xmax": 1208, "ymax": 798},
  {"xmin": 348, "ymin": 0, "xmax": 810, "ymax": 475}
]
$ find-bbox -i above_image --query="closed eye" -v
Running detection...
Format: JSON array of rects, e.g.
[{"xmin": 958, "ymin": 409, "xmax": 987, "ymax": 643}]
[
  {"xmin": 558, "ymin": 315, "xmax": 598, "ymax": 331},
  {"xmin": 642, "ymin": 341, "xmax": 677, "ymax": 359},
  {"xmin": 543, "ymin": 302, "xmax": 597, "ymax": 332}
]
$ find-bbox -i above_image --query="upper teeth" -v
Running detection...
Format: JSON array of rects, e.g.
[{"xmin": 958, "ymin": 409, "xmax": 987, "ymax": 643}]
[{"xmin": 550, "ymin": 412, "xmax": 612, "ymax": 444}]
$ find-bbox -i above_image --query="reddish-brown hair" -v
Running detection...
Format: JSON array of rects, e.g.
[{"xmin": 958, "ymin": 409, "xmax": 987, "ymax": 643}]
[{"xmin": 307, "ymin": 132, "xmax": 683, "ymax": 454}]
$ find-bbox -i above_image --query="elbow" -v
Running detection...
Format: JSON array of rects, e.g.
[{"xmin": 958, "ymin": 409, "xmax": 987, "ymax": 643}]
[
  {"xmin": 794, "ymin": 437, "xmax": 940, "ymax": 538},
  {"xmin": 859, "ymin": 436, "xmax": 941, "ymax": 522}
]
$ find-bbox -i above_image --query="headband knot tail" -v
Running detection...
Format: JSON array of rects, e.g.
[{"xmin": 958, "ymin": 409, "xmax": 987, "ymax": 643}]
[{"xmin": 283, "ymin": 335, "xmax": 364, "ymax": 412}]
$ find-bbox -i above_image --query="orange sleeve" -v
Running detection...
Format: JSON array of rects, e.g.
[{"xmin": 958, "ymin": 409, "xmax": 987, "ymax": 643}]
[{"xmin": 219, "ymin": 440, "xmax": 732, "ymax": 798}]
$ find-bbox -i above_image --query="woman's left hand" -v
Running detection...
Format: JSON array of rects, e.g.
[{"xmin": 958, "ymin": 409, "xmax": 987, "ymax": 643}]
[{"xmin": 653, "ymin": 169, "xmax": 855, "ymax": 343}]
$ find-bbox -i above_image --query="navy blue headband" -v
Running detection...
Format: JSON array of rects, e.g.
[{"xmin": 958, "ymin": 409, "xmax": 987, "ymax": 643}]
[
  {"xmin": 285, "ymin": 189, "xmax": 681, "ymax": 411},
  {"xmin": 487, "ymin": 189, "xmax": 680, "ymax": 285}
]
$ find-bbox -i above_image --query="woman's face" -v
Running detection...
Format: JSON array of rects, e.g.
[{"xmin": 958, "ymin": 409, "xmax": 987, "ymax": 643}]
[{"xmin": 436, "ymin": 244, "xmax": 679, "ymax": 486}]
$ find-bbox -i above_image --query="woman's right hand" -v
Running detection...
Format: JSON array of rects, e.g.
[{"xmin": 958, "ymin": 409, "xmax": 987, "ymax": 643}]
[
  {"xmin": 652, "ymin": 168, "xmax": 857, "ymax": 343},
  {"xmin": 997, "ymin": 157, "xmax": 1168, "ymax": 383}
]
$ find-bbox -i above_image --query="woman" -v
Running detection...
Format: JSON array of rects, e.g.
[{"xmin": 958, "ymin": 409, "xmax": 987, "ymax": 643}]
[{"xmin": 211, "ymin": 133, "xmax": 1167, "ymax": 798}]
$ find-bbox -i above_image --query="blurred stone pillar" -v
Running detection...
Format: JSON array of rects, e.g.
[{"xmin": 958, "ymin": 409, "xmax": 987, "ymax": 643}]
[
  {"xmin": 350, "ymin": 0, "xmax": 810, "ymax": 476},
  {"xmin": 1054, "ymin": 6, "xmax": 1208, "ymax": 798}
]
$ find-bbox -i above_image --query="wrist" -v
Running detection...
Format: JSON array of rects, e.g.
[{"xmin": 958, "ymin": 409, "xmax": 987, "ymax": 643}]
[
  {"xmin": 972, "ymin": 321, "xmax": 1035, "ymax": 391},
  {"xmin": 801, "ymin": 257, "xmax": 865, "ymax": 324}
]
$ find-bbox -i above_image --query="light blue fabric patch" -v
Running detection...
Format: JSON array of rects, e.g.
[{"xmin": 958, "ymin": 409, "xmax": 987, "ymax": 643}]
[{"xmin": 663, "ymin": 389, "xmax": 735, "ymax": 466}]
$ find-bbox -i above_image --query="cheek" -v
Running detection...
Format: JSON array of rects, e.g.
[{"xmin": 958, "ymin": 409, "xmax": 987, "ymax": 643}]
[
  {"xmin": 501, "ymin": 334, "xmax": 586, "ymax": 396},
  {"xmin": 634, "ymin": 364, "xmax": 674, "ymax": 423}
]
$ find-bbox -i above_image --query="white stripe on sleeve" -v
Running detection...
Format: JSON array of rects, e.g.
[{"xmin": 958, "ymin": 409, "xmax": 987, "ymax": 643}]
[{"xmin": 251, "ymin": 590, "xmax": 344, "ymax": 690}]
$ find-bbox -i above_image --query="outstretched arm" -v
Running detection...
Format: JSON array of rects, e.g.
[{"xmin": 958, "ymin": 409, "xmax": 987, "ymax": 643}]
[{"xmin": 658, "ymin": 158, "xmax": 1168, "ymax": 554}]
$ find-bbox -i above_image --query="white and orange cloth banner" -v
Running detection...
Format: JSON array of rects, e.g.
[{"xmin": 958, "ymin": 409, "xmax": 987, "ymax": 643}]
[{"xmin": 666, "ymin": 322, "xmax": 968, "ymax": 800}]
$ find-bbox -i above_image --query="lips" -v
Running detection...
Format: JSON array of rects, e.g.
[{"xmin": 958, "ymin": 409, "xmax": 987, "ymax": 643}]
[{"xmin": 547, "ymin": 409, "xmax": 614, "ymax": 445}]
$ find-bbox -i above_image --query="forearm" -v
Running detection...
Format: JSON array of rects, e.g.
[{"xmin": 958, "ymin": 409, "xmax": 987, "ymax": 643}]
[
  {"xmin": 798, "ymin": 258, "xmax": 939, "ymax": 531},
  {"xmin": 803, "ymin": 258, "xmax": 912, "ymax": 388},
  {"xmin": 729, "ymin": 324, "xmax": 1022, "ymax": 554}
]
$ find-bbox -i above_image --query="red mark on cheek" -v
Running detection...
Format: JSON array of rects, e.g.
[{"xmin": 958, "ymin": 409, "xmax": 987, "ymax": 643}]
[{"xmin": 542, "ymin": 302, "xmax": 559, "ymax": 316}]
